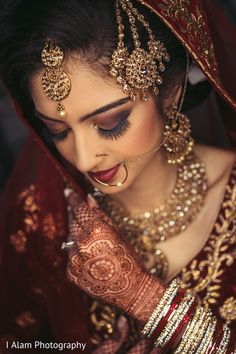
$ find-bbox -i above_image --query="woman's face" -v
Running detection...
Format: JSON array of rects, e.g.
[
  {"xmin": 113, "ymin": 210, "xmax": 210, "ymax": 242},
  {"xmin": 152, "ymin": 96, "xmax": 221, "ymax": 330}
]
[{"xmin": 31, "ymin": 60, "xmax": 165, "ymax": 194}]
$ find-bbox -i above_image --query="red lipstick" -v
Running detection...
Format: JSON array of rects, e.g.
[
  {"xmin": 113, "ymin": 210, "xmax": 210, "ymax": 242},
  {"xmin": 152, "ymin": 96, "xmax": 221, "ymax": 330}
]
[{"xmin": 89, "ymin": 164, "xmax": 120, "ymax": 183}]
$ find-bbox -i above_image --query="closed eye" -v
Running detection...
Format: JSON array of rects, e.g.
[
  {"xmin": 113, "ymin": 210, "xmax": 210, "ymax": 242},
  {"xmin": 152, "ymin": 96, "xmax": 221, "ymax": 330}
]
[
  {"xmin": 41, "ymin": 126, "xmax": 71, "ymax": 144},
  {"xmin": 95, "ymin": 110, "xmax": 131, "ymax": 141},
  {"xmin": 41, "ymin": 110, "xmax": 131, "ymax": 144}
]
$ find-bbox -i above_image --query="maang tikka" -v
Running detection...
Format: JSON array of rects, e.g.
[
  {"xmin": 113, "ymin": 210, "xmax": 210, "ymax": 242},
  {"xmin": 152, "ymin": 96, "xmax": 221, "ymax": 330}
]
[
  {"xmin": 110, "ymin": 0, "xmax": 170, "ymax": 101},
  {"xmin": 41, "ymin": 39, "xmax": 71, "ymax": 118}
]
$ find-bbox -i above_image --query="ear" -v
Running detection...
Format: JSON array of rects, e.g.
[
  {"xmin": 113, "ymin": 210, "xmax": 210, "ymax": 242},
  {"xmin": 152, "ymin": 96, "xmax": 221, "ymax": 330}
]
[{"xmin": 162, "ymin": 84, "xmax": 183, "ymax": 114}]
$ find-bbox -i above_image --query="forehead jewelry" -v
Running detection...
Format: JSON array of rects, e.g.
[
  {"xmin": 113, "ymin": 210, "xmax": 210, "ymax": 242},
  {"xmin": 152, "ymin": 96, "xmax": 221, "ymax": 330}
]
[
  {"xmin": 41, "ymin": 39, "xmax": 71, "ymax": 118},
  {"xmin": 110, "ymin": 0, "xmax": 170, "ymax": 101}
]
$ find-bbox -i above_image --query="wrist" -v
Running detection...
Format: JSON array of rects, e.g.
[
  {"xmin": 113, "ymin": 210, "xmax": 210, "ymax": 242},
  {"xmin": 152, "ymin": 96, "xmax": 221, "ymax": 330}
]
[{"xmin": 124, "ymin": 272, "xmax": 165, "ymax": 324}]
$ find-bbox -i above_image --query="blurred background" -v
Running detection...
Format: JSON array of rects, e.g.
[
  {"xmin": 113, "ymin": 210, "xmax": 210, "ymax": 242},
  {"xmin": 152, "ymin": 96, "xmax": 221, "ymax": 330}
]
[
  {"xmin": 0, "ymin": 0, "xmax": 236, "ymax": 191},
  {"xmin": 0, "ymin": 81, "xmax": 28, "ymax": 190}
]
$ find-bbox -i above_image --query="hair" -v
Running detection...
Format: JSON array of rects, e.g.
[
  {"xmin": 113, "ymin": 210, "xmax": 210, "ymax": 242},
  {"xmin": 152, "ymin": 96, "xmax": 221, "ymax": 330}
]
[{"xmin": 0, "ymin": 0, "xmax": 211, "ymax": 119}]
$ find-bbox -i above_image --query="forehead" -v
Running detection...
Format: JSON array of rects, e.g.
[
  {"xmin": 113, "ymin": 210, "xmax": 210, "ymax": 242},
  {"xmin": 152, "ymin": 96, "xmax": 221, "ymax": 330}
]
[{"xmin": 30, "ymin": 59, "xmax": 127, "ymax": 120}]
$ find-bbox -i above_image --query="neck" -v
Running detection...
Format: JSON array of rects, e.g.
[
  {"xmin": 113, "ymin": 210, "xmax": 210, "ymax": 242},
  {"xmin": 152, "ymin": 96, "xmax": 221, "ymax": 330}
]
[{"xmin": 112, "ymin": 150, "xmax": 178, "ymax": 214}]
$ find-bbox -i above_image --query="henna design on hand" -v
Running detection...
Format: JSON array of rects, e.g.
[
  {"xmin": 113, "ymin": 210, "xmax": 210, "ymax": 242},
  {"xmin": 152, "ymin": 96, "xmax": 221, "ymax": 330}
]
[{"xmin": 65, "ymin": 190, "xmax": 165, "ymax": 323}]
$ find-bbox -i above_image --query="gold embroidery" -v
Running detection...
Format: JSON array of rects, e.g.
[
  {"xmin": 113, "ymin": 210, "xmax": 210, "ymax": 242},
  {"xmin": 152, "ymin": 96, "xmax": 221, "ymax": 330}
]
[
  {"xmin": 15, "ymin": 311, "xmax": 36, "ymax": 328},
  {"xmin": 89, "ymin": 301, "xmax": 116, "ymax": 345},
  {"xmin": 141, "ymin": 0, "xmax": 236, "ymax": 113},
  {"xmin": 10, "ymin": 185, "xmax": 40, "ymax": 253},
  {"xmin": 42, "ymin": 212, "xmax": 65, "ymax": 240},
  {"xmin": 159, "ymin": 0, "xmax": 217, "ymax": 72},
  {"xmin": 42, "ymin": 213, "xmax": 58, "ymax": 240},
  {"xmin": 89, "ymin": 300, "xmax": 140, "ymax": 349},
  {"xmin": 179, "ymin": 169, "xmax": 236, "ymax": 321},
  {"xmin": 219, "ymin": 297, "xmax": 236, "ymax": 324},
  {"xmin": 160, "ymin": 0, "xmax": 217, "ymax": 71},
  {"xmin": 10, "ymin": 231, "xmax": 27, "ymax": 253},
  {"xmin": 19, "ymin": 185, "xmax": 40, "ymax": 212},
  {"xmin": 41, "ymin": 212, "xmax": 65, "ymax": 268}
]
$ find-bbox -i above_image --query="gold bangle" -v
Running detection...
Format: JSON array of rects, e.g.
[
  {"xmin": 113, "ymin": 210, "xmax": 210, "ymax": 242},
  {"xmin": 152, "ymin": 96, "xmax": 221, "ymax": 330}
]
[
  {"xmin": 217, "ymin": 325, "xmax": 231, "ymax": 354},
  {"xmin": 184, "ymin": 308, "xmax": 212, "ymax": 354},
  {"xmin": 195, "ymin": 316, "xmax": 217, "ymax": 354},
  {"xmin": 174, "ymin": 305, "xmax": 203, "ymax": 353},
  {"xmin": 141, "ymin": 279, "xmax": 180, "ymax": 336},
  {"xmin": 154, "ymin": 292, "xmax": 195, "ymax": 348},
  {"xmin": 148, "ymin": 281, "xmax": 181, "ymax": 336},
  {"xmin": 187, "ymin": 309, "xmax": 212, "ymax": 354}
]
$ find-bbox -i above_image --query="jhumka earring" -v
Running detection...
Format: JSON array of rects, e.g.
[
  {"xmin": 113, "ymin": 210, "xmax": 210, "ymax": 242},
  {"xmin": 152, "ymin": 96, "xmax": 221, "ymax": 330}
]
[
  {"xmin": 41, "ymin": 39, "xmax": 71, "ymax": 118},
  {"xmin": 110, "ymin": 0, "xmax": 170, "ymax": 101},
  {"xmin": 163, "ymin": 54, "xmax": 194, "ymax": 164}
]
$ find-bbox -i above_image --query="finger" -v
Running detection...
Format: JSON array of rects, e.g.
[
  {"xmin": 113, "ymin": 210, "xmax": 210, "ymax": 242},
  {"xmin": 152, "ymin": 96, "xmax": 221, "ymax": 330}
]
[
  {"xmin": 86, "ymin": 194, "xmax": 115, "ymax": 227},
  {"xmin": 92, "ymin": 207, "xmax": 115, "ymax": 228},
  {"xmin": 128, "ymin": 338, "xmax": 151, "ymax": 354},
  {"xmin": 64, "ymin": 187, "xmax": 85, "ymax": 211},
  {"xmin": 87, "ymin": 193, "xmax": 99, "ymax": 208},
  {"xmin": 92, "ymin": 316, "xmax": 129, "ymax": 354}
]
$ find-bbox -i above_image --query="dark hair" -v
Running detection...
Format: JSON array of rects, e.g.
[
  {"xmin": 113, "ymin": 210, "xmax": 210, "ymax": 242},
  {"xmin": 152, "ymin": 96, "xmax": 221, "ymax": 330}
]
[{"xmin": 0, "ymin": 0, "xmax": 211, "ymax": 117}]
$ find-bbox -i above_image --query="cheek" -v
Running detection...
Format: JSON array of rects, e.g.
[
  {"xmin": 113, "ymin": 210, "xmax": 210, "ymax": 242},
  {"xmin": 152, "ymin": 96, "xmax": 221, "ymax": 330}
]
[
  {"xmin": 114, "ymin": 109, "xmax": 163, "ymax": 158},
  {"xmin": 54, "ymin": 138, "xmax": 75, "ymax": 165}
]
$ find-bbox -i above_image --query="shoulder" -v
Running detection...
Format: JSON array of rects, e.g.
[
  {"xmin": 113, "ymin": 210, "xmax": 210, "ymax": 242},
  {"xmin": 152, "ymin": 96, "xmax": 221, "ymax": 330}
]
[{"xmin": 194, "ymin": 144, "xmax": 236, "ymax": 188}]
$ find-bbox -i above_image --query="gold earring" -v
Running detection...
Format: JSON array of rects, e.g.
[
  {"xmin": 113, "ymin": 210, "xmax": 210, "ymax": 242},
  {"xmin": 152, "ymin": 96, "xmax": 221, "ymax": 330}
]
[
  {"xmin": 110, "ymin": 0, "xmax": 170, "ymax": 101},
  {"xmin": 163, "ymin": 52, "xmax": 193, "ymax": 164},
  {"xmin": 163, "ymin": 104, "xmax": 194, "ymax": 164},
  {"xmin": 41, "ymin": 39, "xmax": 71, "ymax": 118}
]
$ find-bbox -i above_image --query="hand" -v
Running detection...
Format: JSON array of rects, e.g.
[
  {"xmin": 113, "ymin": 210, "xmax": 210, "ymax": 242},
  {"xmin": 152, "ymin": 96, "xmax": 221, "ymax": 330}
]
[
  {"xmin": 64, "ymin": 189, "xmax": 165, "ymax": 323},
  {"xmin": 92, "ymin": 316, "xmax": 161, "ymax": 354}
]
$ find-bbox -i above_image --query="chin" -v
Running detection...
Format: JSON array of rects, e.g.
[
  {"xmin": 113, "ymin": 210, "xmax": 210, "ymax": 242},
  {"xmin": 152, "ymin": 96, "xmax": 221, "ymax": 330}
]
[{"xmin": 92, "ymin": 182, "xmax": 129, "ymax": 195}]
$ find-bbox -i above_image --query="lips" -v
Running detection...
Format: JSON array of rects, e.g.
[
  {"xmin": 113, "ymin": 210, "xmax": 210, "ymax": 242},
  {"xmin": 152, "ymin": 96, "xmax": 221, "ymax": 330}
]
[{"xmin": 89, "ymin": 164, "xmax": 120, "ymax": 183}]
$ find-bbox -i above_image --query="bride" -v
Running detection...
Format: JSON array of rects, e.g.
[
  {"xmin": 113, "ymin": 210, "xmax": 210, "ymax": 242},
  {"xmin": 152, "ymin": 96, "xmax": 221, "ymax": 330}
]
[{"xmin": 0, "ymin": 0, "xmax": 235, "ymax": 352}]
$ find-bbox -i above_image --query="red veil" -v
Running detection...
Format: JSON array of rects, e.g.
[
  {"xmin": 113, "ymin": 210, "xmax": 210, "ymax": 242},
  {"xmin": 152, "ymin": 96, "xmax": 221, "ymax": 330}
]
[{"xmin": 1, "ymin": 0, "xmax": 236, "ymax": 353}]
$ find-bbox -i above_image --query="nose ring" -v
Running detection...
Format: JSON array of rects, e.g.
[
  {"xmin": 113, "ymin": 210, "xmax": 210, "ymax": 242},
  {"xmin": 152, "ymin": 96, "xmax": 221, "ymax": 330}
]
[{"xmin": 93, "ymin": 153, "xmax": 128, "ymax": 187}]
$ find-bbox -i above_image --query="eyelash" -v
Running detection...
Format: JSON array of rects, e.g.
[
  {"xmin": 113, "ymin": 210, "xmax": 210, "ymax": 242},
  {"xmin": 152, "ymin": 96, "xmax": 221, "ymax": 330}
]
[
  {"xmin": 41, "ymin": 112, "xmax": 131, "ymax": 144},
  {"xmin": 41, "ymin": 127, "xmax": 70, "ymax": 144},
  {"xmin": 97, "ymin": 112, "xmax": 131, "ymax": 141}
]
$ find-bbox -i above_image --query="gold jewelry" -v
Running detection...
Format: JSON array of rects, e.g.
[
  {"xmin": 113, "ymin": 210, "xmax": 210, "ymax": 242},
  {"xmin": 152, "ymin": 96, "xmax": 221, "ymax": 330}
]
[
  {"xmin": 163, "ymin": 53, "xmax": 194, "ymax": 164},
  {"xmin": 164, "ymin": 105, "xmax": 194, "ymax": 164},
  {"xmin": 217, "ymin": 325, "xmax": 231, "ymax": 354},
  {"xmin": 154, "ymin": 292, "xmax": 196, "ymax": 348},
  {"xmin": 110, "ymin": 0, "xmax": 170, "ymax": 101},
  {"xmin": 194, "ymin": 317, "xmax": 217, "ymax": 354},
  {"xmin": 94, "ymin": 151, "xmax": 207, "ymax": 279},
  {"xmin": 175, "ymin": 306, "xmax": 205, "ymax": 353},
  {"xmin": 142, "ymin": 280, "xmax": 233, "ymax": 353},
  {"xmin": 142, "ymin": 279, "xmax": 181, "ymax": 336},
  {"xmin": 92, "ymin": 154, "xmax": 128, "ymax": 187},
  {"xmin": 93, "ymin": 139, "xmax": 164, "ymax": 188},
  {"xmin": 124, "ymin": 139, "xmax": 164, "ymax": 163},
  {"xmin": 41, "ymin": 39, "xmax": 71, "ymax": 118}
]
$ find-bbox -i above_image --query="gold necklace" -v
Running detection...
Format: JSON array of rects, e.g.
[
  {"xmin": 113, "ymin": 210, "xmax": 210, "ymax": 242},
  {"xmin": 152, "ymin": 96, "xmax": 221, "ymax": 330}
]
[{"xmin": 94, "ymin": 151, "xmax": 207, "ymax": 279}]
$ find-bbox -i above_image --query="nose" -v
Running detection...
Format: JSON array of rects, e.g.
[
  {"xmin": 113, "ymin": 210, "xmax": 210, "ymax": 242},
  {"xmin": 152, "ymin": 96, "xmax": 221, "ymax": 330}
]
[{"xmin": 73, "ymin": 132, "xmax": 99, "ymax": 173}]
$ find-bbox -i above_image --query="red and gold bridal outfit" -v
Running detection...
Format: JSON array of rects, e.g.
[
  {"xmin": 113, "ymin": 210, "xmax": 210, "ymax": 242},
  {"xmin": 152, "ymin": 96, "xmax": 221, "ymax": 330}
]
[{"xmin": 0, "ymin": 0, "xmax": 236, "ymax": 353}]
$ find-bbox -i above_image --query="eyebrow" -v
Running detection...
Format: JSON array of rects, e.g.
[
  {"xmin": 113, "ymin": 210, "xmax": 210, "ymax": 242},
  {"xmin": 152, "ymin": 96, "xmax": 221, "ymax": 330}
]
[{"xmin": 34, "ymin": 97, "xmax": 131, "ymax": 123}]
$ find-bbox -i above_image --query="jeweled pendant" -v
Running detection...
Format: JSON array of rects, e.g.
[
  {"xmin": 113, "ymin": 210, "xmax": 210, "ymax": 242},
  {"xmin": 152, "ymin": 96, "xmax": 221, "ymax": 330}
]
[{"xmin": 57, "ymin": 102, "xmax": 67, "ymax": 118}]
